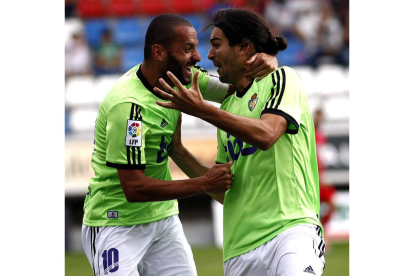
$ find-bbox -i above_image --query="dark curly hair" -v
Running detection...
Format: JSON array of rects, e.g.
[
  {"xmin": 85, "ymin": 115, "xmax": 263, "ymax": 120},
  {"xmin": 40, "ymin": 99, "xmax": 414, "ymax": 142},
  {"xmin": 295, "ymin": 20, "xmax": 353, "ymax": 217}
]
[{"xmin": 204, "ymin": 8, "xmax": 287, "ymax": 56}]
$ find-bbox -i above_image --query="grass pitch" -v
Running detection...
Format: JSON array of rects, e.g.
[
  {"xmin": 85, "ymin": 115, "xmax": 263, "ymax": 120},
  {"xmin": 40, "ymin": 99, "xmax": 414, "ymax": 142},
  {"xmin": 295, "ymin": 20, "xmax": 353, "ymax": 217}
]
[{"xmin": 65, "ymin": 242, "xmax": 348, "ymax": 275}]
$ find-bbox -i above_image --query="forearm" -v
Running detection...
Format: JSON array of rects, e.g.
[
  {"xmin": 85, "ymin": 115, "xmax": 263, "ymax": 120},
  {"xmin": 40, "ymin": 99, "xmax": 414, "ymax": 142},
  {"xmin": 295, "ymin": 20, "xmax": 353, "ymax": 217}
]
[
  {"xmin": 170, "ymin": 144, "xmax": 225, "ymax": 203},
  {"xmin": 169, "ymin": 144, "xmax": 209, "ymax": 178},
  {"xmin": 122, "ymin": 175, "xmax": 208, "ymax": 202},
  {"xmin": 197, "ymin": 104, "xmax": 276, "ymax": 150},
  {"xmin": 170, "ymin": 143, "xmax": 227, "ymax": 204}
]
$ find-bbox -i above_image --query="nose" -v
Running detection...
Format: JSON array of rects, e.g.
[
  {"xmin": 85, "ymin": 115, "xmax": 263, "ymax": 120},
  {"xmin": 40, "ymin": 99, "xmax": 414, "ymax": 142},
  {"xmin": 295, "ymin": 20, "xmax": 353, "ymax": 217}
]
[
  {"xmin": 193, "ymin": 49, "xmax": 201, "ymax": 63},
  {"xmin": 208, "ymin": 47, "xmax": 214, "ymax": 60}
]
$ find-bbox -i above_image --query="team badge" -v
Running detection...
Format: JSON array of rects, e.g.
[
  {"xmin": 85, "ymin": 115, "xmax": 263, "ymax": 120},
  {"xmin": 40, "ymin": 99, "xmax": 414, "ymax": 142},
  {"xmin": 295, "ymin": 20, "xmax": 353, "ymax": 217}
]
[
  {"xmin": 125, "ymin": 120, "xmax": 142, "ymax": 147},
  {"xmin": 248, "ymin": 93, "xmax": 258, "ymax": 111}
]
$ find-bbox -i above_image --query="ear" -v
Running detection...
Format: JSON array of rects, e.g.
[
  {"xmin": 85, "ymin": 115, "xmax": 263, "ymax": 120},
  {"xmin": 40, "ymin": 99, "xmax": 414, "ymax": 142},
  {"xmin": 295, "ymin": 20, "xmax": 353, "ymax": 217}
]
[
  {"xmin": 152, "ymin": 44, "xmax": 167, "ymax": 61},
  {"xmin": 238, "ymin": 38, "xmax": 252, "ymax": 56}
]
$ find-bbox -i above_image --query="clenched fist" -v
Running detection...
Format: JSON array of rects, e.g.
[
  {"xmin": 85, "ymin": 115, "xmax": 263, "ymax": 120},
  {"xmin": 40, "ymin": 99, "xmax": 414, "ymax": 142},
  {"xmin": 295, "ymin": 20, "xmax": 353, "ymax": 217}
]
[{"xmin": 203, "ymin": 162, "xmax": 234, "ymax": 194}]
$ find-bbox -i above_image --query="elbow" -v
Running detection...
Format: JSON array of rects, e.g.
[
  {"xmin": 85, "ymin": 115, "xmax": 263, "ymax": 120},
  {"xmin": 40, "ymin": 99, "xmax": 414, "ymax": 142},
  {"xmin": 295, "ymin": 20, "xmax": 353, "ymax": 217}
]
[
  {"xmin": 123, "ymin": 187, "xmax": 139, "ymax": 203},
  {"xmin": 257, "ymin": 143, "xmax": 272, "ymax": 151},
  {"xmin": 122, "ymin": 182, "xmax": 150, "ymax": 203},
  {"xmin": 125, "ymin": 194, "xmax": 137, "ymax": 203},
  {"xmin": 256, "ymin": 135, "xmax": 278, "ymax": 151},
  {"xmin": 124, "ymin": 192, "xmax": 151, "ymax": 203}
]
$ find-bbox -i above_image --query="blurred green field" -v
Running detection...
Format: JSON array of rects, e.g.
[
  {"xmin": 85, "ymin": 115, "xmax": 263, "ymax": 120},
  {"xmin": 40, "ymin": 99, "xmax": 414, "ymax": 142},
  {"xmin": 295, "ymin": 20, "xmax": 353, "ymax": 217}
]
[{"xmin": 65, "ymin": 241, "xmax": 348, "ymax": 275}]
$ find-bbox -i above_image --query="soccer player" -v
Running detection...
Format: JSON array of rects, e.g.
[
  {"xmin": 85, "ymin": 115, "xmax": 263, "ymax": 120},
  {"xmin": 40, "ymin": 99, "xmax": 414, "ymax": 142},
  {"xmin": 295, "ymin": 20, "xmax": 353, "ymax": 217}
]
[
  {"xmin": 154, "ymin": 9, "xmax": 326, "ymax": 276},
  {"xmin": 81, "ymin": 14, "xmax": 278, "ymax": 276}
]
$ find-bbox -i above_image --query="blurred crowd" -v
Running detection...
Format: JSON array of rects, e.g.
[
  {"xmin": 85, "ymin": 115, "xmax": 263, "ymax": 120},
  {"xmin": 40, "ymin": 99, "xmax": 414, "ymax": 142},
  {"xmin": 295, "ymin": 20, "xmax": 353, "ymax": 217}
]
[
  {"xmin": 65, "ymin": 0, "xmax": 349, "ymax": 76},
  {"xmin": 263, "ymin": 0, "xmax": 349, "ymax": 68}
]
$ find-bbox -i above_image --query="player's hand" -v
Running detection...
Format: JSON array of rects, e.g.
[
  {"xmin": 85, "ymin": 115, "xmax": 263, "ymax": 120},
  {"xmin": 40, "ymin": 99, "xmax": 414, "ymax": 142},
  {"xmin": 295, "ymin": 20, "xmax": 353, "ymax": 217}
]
[
  {"xmin": 154, "ymin": 71, "xmax": 206, "ymax": 117},
  {"xmin": 245, "ymin": 53, "xmax": 279, "ymax": 81},
  {"xmin": 203, "ymin": 162, "xmax": 234, "ymax": 194}
]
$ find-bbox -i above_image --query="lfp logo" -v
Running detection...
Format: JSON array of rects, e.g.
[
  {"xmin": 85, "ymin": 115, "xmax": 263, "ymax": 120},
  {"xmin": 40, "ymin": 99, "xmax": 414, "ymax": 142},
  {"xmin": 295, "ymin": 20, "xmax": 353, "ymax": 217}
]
[
  {"xmin": 128, "ymin": 122, "xmax": 141, "ymax": 137},
  {"xmin": 125, "ymin": 120, "xmax": 142, "ymax": 147}
]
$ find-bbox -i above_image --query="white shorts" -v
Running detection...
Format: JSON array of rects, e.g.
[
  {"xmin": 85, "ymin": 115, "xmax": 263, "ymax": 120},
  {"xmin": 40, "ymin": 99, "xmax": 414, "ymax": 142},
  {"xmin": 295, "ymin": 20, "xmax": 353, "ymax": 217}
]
[
  {"xmin": 224, "ymin": 224, "xmax": 326, "ymax": 276},
  {"xmin": 81, "ymin": 215, "xmax": 197, "ymax": 276}
]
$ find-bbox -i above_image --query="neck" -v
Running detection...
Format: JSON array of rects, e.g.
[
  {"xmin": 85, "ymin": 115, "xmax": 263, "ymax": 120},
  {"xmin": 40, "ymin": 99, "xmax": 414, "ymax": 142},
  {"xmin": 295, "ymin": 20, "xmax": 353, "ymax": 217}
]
[
  {"xmin": 234, "ymin": 76, "xmax": 252, "ymax": 93},
  {"xmin": 140, "ymin": 60, "xmax": 174, "ymax": 90}
]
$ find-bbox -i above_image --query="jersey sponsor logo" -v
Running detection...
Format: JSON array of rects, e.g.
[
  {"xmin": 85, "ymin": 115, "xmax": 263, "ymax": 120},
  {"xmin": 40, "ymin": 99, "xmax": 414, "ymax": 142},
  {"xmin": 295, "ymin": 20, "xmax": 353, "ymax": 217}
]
[
  {"xmin": 248, "ymin": 93, "xmax": 258, "ymax": 111},
  {"xmin": 125, "ymin": 120, "xmax": 142, "ymax": 147},
  {"xmin": 156, "ymin": 135, "xmax": 173, "ymax": 163},
  {"xmin": 225, "ymin": 133, "xmax": 258, "ymax": 162},
  {"xmin": 160, "ymin": 118, "xmax": 168, "ymax": 128},
  {"xmin": 107, "ymin": 211, "xmax": 118, "ymax": 219}
]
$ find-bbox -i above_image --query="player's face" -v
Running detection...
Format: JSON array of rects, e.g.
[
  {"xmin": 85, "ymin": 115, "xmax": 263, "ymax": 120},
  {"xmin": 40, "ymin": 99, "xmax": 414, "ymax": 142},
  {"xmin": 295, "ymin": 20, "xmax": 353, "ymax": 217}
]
[
  {"xmin": 166, "ymin": 25, "xmax": 201, "ymax": 85},
  {"xmin": 208, "ymin": 27, "xmax": 241, "ymax": 85}
]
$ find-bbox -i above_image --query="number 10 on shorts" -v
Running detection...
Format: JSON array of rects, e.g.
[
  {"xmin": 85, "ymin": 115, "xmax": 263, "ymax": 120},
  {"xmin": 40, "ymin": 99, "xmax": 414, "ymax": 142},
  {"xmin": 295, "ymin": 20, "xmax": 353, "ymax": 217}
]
[{"xmin": 102, "ymin": 248, "xmax": 119, "ymax": 274}]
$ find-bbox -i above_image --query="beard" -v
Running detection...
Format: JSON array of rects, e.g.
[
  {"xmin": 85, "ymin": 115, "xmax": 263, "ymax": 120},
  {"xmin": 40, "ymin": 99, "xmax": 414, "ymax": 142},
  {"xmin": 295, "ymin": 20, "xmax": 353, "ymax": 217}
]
[{"xmin": 166, "ymin": 52, "xmax": 191, "ymax": 85}]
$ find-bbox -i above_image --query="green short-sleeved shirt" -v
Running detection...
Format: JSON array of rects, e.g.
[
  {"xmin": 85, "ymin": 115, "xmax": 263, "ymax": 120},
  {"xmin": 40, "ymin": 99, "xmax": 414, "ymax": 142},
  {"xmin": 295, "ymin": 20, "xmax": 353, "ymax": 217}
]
[
  {"xmin": 83, "ymin": 64, "xmax": 212, "ymax": 227},
  {"xmin": 216, "ymin": 66, "xmax": 323, "ymax": 262}
]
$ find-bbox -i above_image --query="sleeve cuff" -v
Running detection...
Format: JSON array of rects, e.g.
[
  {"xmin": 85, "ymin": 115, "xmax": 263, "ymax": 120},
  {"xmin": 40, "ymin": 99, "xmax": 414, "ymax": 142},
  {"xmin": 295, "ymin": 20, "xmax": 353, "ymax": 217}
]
[
  {"xmin": 106, "ymin": 162, "xmax": 146, "ymax": 170},
  {"xmin": 261, "ymin": 109, "xmax": 299, "ymax": 134}
]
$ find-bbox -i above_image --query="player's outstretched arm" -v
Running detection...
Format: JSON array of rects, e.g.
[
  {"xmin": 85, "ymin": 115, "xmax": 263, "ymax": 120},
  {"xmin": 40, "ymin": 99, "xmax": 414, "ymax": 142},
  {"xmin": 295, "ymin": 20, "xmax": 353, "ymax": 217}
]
[
  {"xmin": 154, "ymin": 71, "xmax": 288, "ymax": 151},
  {"xmin": 117, "ymin": 162, "xmax": 233, "ymax": 202}
]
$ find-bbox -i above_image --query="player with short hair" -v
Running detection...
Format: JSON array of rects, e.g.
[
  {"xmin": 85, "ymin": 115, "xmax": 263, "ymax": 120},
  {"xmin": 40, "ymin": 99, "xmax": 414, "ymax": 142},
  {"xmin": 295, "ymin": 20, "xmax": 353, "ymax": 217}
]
[
  {"xmin": 154, "ymin": 9, "xmax": 326, "ymax": 276},
  {"xmin": 81, "ymin": 14, "xmax": 278, "ymax": 276}
]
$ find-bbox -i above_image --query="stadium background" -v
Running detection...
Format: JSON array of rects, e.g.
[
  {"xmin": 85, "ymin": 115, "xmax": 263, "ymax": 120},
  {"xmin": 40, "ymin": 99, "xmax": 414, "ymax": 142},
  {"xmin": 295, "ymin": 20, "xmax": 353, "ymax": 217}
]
[{"xmin": 65, "ymin": 0, "xmax": 349, "ymax": 275}]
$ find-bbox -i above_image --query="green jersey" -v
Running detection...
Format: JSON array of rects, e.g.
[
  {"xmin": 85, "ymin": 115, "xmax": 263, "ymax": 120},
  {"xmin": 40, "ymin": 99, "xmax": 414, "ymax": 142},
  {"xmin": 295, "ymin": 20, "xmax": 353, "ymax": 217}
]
[
  {"xmin": 216, "ymin": 66, "xmax": 322, "ymax": 262},
  {"xmin": 83, "ymin": 64, "xmax": 213, "ymax": 227}
]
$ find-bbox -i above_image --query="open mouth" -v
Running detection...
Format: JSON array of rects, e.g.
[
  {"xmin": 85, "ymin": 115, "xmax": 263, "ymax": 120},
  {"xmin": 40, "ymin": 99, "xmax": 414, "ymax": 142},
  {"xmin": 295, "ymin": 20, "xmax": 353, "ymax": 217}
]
[{"xmin": 185, "ymin": 64, "xmax": 194, "ymax": 73}]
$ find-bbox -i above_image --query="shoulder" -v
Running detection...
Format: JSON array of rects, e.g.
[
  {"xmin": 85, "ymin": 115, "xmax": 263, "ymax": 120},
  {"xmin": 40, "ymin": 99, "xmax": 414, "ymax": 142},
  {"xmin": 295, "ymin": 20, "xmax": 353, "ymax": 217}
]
[
  {"xmin": 262, "ymin": 66, "xmax": 303, "ymax": 90},
  {"xmin": 192, "ymin": 65, "xmax": 209, "ymax": 74}
]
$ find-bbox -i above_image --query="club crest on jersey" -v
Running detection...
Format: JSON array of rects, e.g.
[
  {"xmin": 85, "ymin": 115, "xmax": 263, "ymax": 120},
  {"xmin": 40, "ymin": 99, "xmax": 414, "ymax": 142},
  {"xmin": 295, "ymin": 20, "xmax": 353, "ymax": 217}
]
[
  {"xmin": 125, "ymin": 120, "xmax": 142, "ymax": 147},
  {"xmin": 248, "ymin": 93, "xmax": 258, "ymax": 111}
]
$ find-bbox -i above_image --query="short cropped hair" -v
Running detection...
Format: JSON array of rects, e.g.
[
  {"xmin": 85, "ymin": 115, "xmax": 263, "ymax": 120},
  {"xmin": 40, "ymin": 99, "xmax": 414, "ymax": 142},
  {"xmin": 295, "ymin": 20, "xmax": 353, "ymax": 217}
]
[{"xmin": 144, "ymin": 14, "xmax": 193, "ymax": 61}]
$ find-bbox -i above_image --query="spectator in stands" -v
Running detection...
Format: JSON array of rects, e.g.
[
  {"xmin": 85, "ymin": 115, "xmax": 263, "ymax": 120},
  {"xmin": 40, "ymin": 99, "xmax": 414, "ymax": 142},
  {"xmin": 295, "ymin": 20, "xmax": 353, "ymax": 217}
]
[
  {"xmin": 340, "ymin": 13, "xmax": 349, "ymax": 67},
  {"xmin": 314, "ymin": 108, "xmax": 336, "ymax": 252},
  {"xmin": 65, "ymin": 0, "xmax": 76, "ymax": 18},
  {"xmin": 246, "ymin": 0, "xmax": 268, "ymax": 15},
  {"xmin": 65, "ymin": 32, "xmax": 93, "ymax": 78},
  {"xmin": 264, "ymin": 0, "xmax": 297, "ymax": 39},
  {"xmin": 93, "ymin": 29, "xmax": 121, "ymax": 75},
  {"xmin": 332, "ymin": 0, "xmax": 349, "ymax": 67},
  {"xmin": 295, "ymin": 2, "xmax": 345, "ymax": 67},
  {"xmin": 207, "ymin": 0, "xmax": 234, "ymax": 20}
]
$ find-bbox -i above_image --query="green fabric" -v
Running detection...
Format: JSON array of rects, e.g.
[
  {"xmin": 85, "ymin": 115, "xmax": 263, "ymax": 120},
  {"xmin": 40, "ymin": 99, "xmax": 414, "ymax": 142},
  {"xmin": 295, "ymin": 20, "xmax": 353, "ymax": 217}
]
[
  {"xmin": 216, "ymin": 67, "xmax": 323, "ymax": 262},
  {"xmin": 83, "ymin": 64, "xmax": 211, "ymax": 227}
]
